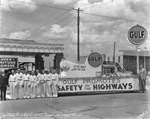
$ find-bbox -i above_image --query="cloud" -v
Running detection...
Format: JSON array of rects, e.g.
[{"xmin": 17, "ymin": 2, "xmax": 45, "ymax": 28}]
[
  {"xmin": 52, "ymin": 0, "xmax": 73, "ymax": 5},
  {"xmin": 34, "ymin": 0, "xmax": 150, "ymax": 60},
  {"xmin": 9, "ymin": 30, "xmax": 31, "ymax": 40},
  {"xmin": 50, "ymin": 0, "xmax": 78, "ymax": 5},
  {"xmin": 43, "ymin": 24, "xmax": 70, "ymax": 39},
  {"xmin": 1, "ymin": 0, "xmax": 37, "ymax": 12}
]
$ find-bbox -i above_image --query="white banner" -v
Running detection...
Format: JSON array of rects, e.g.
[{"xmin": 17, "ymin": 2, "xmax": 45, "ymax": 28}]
[{"xmin": 58, "ymin": 76, "xmax": 139, "ymax": 93}]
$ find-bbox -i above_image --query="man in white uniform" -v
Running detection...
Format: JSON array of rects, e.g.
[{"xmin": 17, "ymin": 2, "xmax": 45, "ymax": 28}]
[
  {"xmin": 40, "ymin": 70, "xmax": 46, "ymax": 97},
  {"xmin": 36, "ymin": 70, "xmax": 42, "ymax": 98},
  {"xmin": 29, "ymin": 71, "xmax": 37, "ymax": 98},
  {"xmin": 22, "ymin": 70, "xmax": 30, "ymax": 98},
  {"xmin": 15, "ymin": 69, "xmax": 23, "ymax": 99},
  {"xmin": 45, "ymin": 69, "xmax": 52, "ymax": 97},
  {"xmin": 9, "ymin": 70, "xmax": 16, "ymax": 99},
  {"xmin": 51, "ymin": 69, "xmax": 59, "ymax": 97}
]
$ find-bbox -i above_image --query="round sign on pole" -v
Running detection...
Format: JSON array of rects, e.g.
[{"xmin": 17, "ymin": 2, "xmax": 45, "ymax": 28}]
[
  {"xmin": 128, "ymin": 24, "xmax": 148, "ymax": 45},
  {"xmin": 88, "ymin": 52, "xmax": 103, "ymax": 67}
]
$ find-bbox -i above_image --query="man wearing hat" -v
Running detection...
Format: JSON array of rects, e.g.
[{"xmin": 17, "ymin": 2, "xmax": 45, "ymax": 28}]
[{"xmin": 0, "ymin": 70, "xmax": 8, "ymax": 101}]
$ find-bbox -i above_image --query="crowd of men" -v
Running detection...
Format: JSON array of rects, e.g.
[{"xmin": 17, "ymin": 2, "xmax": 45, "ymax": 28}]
[{"xmin": 8, "ymin": 69, "xmax": 59, "ymax": 100}]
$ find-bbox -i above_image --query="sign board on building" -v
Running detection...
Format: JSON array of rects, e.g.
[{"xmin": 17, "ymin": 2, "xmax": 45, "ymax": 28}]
[
  {"xmin": 0, "ymin": 58, "xmax": 18, "ymax": 68},
  {"xmin": 88, "ymin": 52, "xmax": 103, "ymax": 67},
  {"xmin": 128, "ymin": 24, "xmax": 148, "ymax": 45}
]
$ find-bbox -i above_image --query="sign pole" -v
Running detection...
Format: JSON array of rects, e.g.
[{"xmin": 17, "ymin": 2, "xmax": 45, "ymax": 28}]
[{"xmin": 136, "ymin": 46, "xmax": 139, "ymax": 74}]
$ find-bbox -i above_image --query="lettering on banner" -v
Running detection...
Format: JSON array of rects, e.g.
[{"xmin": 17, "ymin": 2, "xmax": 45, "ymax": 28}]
[
  {"xmin": 71, "ymin": 65, "xmax": 86, "ymax": 71},
  {"xmin": 58, "ymin": 77, "xmax": 134, "ymax": 92},
  {"xmin": 57, "ymin": 85, "xmax": 83, "ymax": 92},
  {"xmin": 84, "ymin": 85, "xmax": 91, "ymax": 90},
  {"xmin": 93, "ymin": 83, "xmax": 133, "ymax": 90},
  {"xmin": 83, "ymin": 78, "xmax": 120, "ymax": 84}
]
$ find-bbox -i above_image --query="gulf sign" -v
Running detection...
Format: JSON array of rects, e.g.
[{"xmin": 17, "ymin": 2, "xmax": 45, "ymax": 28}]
[
  {"xmin": 128, "ymin": 24, "xmax": 148, "ymax": 45},
  {"xmin": 88, "ymin": 52, "xmax": 103, "ymax": 67}
]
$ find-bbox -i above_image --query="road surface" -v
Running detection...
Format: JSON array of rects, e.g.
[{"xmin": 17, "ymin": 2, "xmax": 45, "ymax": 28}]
[{"xmin": 0, "ymin": 81, "xmax": 150, "ymax": 119}]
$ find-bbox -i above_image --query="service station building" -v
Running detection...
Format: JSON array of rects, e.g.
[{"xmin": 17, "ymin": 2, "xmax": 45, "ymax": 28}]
[{"xmin": 0, "ymin": 38, "xmax": 64, "ymax": 73}]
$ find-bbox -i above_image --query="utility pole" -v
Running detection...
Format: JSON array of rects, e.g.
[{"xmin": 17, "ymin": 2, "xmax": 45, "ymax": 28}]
[
  {"xmin": 73, "ymin": 8, "xmax": 83, "ymax": 62},
  {"xmin": 113, "ymin": 41, "xmax": 116, "ymax": 62}
]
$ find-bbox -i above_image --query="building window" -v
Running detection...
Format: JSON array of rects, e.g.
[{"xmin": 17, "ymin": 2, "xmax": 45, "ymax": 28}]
[{"xmin": 118, "ymin": 56, "xmax": 120, "ymax": 63}]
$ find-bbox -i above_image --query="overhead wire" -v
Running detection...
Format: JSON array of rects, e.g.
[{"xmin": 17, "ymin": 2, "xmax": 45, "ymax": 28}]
[
  {"xmin": 11, "ymin": 0, "xmax": 71, "ymax": 11},
  {"xmin": 81, "ymin": 12, "xmax": 150, "ymax": 25},
  {"xmin": 12, "ymin": 0, "xmax": 150, "ymax": 25},
  {"xmin": 30, "ymin": 13, "xmax": 74, "ymax": 37},
  {"xmin": 82, "ymin": 4, "xmax": 150, "ymax": 24},
  {"xmin": 5, "ymin": 0, "xmax": 150, "ymax": 38},
  {"xmin": 30, "ymin": 11, "xmax": 71, "ymax": 34}
]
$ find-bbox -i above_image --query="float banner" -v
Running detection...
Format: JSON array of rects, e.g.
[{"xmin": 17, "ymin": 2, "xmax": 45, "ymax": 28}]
[
  {"xmin": 0, "ymin": 58, "xmax": 18, "ymax": 68},
  {"xmin": 58, "ymin": 76, "xmax": 137, "ymax": 93}
]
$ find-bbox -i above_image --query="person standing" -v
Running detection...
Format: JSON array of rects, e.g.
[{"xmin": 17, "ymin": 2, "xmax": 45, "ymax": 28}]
[
  {"xmin": 29, "ymin": 71, "xmax": 37, "ymax": 98},
  {"xmin": 40, "ymin": 70, "xmax": 46, "ymax": 97},
  {"xmin": 139, "ymin": 65, "xmax": 147, "ymax": 93},
  {"xmin": 15, "ymin": 69, "xmax": 23, "ymax": 99},
  {"xmin": 45, "ymin": 69, "xmax": 52, "ymax": 97},
  {"xmin": 0, "ymin": 70, "xmax": 8, "ymax": 101},
  {"xmin": 8, "ymin": 70, "xmax": 16, "ymax": 99},
  {"xmin": 36, "ymin": 70, "xmax": 42, "ymax": 98},
  {"xmin": 22, "ymin": 70, "xmax": 30, "ymax": 98},
  {"xmin": 51, "ymin": 69, "xmax": 59, "ymax": 97}
]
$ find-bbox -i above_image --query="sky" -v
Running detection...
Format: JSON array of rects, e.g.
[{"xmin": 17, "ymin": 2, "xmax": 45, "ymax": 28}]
[{"xmin": 1, "ymin": 0, "xmax": 150, "ymax": 62}]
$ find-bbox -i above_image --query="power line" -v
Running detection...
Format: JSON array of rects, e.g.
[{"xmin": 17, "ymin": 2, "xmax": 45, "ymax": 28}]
[
  {"xmin": 30, "ymin": 14, "xmax": 73, "ymax": 37},
  {"xmin": 30, "ymin": 11, "xmax": 71, "ymax": 33},
  {"xmin": 12, "ymin": 0, "xmax": 71, "ymax": 11},
  {"xmin": 78, "ymin": 1, "xmax": 150, "ymax": 24},
  {"xmin": 31, "ymin": 14, "xmax": 73, "ymax": 36},
  {"xmin": 11, "ymin": 0, "xmax": 150, "ymax": 25},
  {"xmin": 81, "ymin": 12, "xmax": 150, "ymax": 24}
]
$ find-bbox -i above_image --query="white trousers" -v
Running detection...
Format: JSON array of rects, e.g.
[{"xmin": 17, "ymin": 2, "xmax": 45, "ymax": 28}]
[
  {"xmin": 31, "ymin": 83, "xmax": 36, "ymax": 98},
  {"xmin": 24, "ymin": 81, "xmax": 30, "ymax": 98},
  {"xmin": 39, "ymin": 81, "xmax": 46, "ymax": 97},
  {"xmin": 9, "ymin": 82, "xmax": 16, "ymax": 99},
  {"xmin": 46, "ymin": 81, "xmax": 52, "ymax": 97},
  {"xmin": 51, "ymin": 81, "xmax": 58, "ymax": 97},
  {"xmin": 17, "ymin": 81, "xmax": 23, "ymax": 99}
]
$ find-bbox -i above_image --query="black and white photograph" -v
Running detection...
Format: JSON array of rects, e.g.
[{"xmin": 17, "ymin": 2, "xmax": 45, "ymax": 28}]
[{"xmin": 0, "ymin": 0, "xmax": 150, "ymax": 119}]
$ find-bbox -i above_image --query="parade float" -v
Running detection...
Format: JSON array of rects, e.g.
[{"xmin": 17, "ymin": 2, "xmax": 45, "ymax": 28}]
[{"xmin": 58, "ymin": 52, "xmax": 139, "ymax": 94}]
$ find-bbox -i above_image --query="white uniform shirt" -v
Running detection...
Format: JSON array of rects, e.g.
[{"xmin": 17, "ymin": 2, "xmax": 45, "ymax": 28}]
[
  {"xmin": 16, "ymin": 73, "xmax": 23, "ymax": 85},
  {"xmin": 29, "ymin": 75, "xmax": 37, "ymax": 84},
  {"xmin": 51, "ymin": 73, "xmax": 59, "ymax": 82},
  {"xmin": 45, "ymin": 73, "xmax": 52, "ymax": 83},
  {"xmin": 22, "ymin": 74, "xmax": 30, "ymax": 81},
  {"xmin": 36, "ymin": 73, "xmax": 42, "ymax": 84},
  {"xmin": 9, "ymin": 74, "xmax": 16, "ymax": 83},
  {"xmin": 16, "ymin": 73, "xmax": 23, "ymax": 81},
  {"xmin": 41, "ymin": 73, "xmax": 46, "ymax": 83}
]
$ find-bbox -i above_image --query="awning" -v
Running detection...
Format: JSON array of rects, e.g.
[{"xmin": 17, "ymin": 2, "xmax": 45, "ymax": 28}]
[{"xmin": 0, "ymin": 38, "xmax": 64, "ymax": 54}]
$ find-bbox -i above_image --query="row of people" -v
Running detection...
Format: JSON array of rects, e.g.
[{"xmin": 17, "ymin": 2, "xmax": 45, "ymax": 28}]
[{"xmin": 9, "ymin": 69, "xmax": 59, "ymax": 99}]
